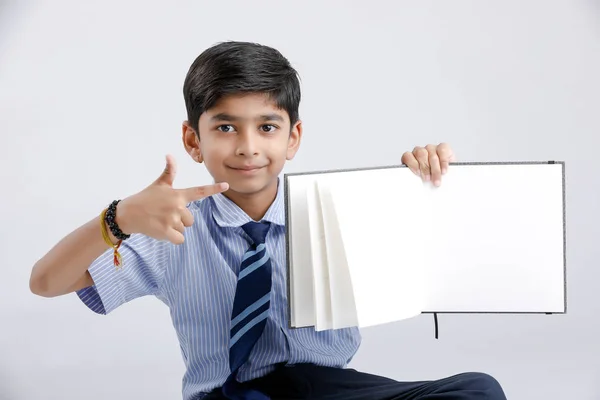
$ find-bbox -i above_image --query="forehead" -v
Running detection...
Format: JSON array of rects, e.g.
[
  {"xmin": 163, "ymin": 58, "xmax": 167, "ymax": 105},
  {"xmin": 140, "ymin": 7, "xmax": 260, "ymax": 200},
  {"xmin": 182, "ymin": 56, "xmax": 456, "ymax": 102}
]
[{"xmin": 203, "ymin": 93, "xmax": 288, "ymax": 122}]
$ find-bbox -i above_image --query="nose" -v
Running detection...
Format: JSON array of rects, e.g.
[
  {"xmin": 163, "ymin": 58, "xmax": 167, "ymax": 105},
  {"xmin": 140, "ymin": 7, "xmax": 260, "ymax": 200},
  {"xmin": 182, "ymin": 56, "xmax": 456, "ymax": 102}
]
[{"xmin": 235, "ymin": 130, "xmax": 259, "ymax": 157}]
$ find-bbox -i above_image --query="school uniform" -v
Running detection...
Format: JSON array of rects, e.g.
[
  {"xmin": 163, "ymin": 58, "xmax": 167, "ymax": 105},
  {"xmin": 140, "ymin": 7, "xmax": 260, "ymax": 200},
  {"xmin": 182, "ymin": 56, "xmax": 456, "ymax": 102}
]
[{"xmin": 76, "ymin": 178, "xmax": 506, "ymax": 400}]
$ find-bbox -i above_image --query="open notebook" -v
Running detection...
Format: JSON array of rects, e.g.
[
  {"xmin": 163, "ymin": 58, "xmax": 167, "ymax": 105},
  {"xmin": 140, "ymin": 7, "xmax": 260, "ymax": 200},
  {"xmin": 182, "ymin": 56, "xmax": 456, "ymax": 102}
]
[{"xmin": 283, "ymin": 162, "xmax": 566, "ymax": 331}]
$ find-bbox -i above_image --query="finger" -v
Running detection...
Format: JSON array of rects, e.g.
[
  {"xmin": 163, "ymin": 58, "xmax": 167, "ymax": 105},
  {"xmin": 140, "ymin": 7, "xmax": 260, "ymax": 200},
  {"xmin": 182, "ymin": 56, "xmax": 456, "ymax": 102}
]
[
  {"xmin": 155, "ymin": 154, "xmax": 177, "ymax": 186},
  {"xmin": 436, "ymin": 143, "xmax": 454, "ymax": 174},
  {"xmin": 401, "ymin": 151, "xmax": 420, "ymax": 176},
  {"xmin": 166, "ymin": 228, "xmax": 185, "ymax": 245},
  {"xmin": 413, "ymin": 146, "xmax": 430, "ymax": 181},
  {"xmin": 426, "ymin": 144, "xmax": 442, "ymax": 186},
  {"xmin": 440, "ymin": 159, "xmax": 450, "ymax": 175},
  {"xmin": 180, "ymin": 208, "xmax": 194, "ymax": 227},
  {"xmin": 172, "ymin": 219, "xmax": 185, "ymax": 234},
  {"xmin": 179, "ymin": 182, "xmax": 229, "ymax": 202}
]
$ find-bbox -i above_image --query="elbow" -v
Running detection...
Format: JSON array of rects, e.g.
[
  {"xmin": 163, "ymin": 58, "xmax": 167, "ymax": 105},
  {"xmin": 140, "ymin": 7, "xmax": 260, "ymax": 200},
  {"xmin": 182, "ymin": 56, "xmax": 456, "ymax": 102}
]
[{"xmin": 29, "ymin": 265, "xmax": 53, "ymax": 297}]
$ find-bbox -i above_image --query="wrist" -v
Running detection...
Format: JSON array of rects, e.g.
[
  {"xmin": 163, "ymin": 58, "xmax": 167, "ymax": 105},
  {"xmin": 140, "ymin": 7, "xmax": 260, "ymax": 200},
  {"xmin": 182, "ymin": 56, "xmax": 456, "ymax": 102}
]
[
  {"xmin": 105, "ymin": 199, "xmax": 133, "ymax": 239},
  {"xmin": 104, "ymin": 220, "xmax": 121, "ymax": 245},
  {"xmin": 115, "ymin": 197, "xmax": 136, "ymax": 235}
]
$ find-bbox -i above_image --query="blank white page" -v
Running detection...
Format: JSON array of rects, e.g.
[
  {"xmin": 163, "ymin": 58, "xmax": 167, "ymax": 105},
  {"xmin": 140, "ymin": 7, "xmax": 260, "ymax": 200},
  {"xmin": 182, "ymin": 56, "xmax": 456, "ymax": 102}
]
[
  {"xmin": 286, "ymin": 174, "xmax": 317, "ymax": 327},
  {"xmin": 306, "ymin": 181, "xmax": 333, "ymax": 330},
  {"xmin": 326, "ymin": 168, "xmax": 427, "ymax": 327},
  {"xmin": 317, "ymin": 178, "xmax": 359, "ymax": 329},
  {"xmin": 421, "ymin": 163, "xmax": 565, "ymax": 312}
]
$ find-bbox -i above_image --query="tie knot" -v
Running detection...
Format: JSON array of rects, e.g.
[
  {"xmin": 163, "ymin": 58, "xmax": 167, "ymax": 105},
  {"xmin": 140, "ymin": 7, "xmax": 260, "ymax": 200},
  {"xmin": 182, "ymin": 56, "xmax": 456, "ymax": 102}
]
[{"xmin": 242, "ymin": 221, "xmax": 271, "ymax": 245}]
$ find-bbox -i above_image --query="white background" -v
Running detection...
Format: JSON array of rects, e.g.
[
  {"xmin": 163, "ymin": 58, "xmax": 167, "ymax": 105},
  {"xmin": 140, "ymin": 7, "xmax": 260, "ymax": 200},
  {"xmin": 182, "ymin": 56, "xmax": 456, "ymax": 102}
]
[{"xmin": 1, "ymin": 1, "xmax": 599, "ymax": 399}]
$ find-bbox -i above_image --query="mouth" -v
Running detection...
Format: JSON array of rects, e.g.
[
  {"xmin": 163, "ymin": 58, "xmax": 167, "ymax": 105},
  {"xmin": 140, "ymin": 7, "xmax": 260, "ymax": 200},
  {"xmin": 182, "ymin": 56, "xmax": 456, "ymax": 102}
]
[{"xmin": 228, "ymin": 165, "xmax": 266, "ymax": 173}]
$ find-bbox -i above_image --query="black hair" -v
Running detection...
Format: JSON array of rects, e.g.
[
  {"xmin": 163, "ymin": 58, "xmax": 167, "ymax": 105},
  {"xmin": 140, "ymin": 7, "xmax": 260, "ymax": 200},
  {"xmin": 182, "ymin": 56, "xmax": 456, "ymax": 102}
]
[{"xmin": 183, "ymin": 41, "xmax": 301, "ymax": 134}]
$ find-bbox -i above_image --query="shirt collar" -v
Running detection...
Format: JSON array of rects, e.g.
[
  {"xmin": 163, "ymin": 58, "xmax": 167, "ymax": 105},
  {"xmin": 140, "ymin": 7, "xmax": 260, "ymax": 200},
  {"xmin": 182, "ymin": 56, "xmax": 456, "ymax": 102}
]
[{"xmin": 210, "ymin": 176, "xmax": 285, "ymax": 227}]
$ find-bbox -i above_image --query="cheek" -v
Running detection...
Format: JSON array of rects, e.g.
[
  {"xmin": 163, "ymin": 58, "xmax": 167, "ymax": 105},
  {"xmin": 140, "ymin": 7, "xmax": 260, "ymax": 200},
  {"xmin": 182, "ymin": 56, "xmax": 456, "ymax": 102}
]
[
  {"xmin": 266, "ymin": 141, "xmax": 287, "ymax": 160},
  {"xmin": 201, "ymin": 153, "xmax": 228, "ymax": 179},
  {"xmin": 201, "ymin": 141, "xmax": 228, "ymax": 162}
]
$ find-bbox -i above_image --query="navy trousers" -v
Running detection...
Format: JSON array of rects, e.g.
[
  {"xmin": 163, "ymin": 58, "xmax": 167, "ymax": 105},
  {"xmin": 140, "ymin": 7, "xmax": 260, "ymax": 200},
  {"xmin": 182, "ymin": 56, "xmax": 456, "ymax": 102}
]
[{"xmin": 206, "ymin": 363, "xmax": 507, "ymax": 400}]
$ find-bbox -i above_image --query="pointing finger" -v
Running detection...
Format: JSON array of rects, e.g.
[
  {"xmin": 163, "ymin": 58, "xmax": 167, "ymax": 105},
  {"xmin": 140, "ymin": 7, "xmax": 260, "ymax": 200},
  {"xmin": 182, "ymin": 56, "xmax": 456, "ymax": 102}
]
[{"xmin": 179, "ymin": 182, "xmax": 229, "ymax": 202}]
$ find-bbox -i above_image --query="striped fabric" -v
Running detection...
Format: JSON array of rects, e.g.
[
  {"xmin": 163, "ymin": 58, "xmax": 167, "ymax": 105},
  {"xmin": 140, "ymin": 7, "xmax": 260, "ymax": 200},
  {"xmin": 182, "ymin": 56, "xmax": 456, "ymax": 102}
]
[{"xmin": 76, "ymin": 177, "xmax": 362, "ymax": 400}]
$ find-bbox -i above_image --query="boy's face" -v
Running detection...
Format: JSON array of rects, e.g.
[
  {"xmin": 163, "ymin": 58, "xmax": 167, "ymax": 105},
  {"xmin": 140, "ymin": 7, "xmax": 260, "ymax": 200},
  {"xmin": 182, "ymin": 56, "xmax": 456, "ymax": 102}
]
[{"xmin": 182, "ymin": 93, "xmax": 302, "ymax": 198}]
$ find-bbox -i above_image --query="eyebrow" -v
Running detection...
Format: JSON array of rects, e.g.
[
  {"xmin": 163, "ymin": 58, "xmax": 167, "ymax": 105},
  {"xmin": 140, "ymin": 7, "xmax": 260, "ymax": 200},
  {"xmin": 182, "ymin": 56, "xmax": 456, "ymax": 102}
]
[{"xmin": 210, "ymin": 113, "xmax": 285, "ymax": 123}]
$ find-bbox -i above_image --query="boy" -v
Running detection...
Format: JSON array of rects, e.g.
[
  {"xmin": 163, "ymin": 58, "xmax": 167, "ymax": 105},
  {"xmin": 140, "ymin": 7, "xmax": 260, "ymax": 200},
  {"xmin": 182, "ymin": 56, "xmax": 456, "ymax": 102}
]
[{"xmin": 29, "ymin": 41, "xmax": 506, "ymax": 400}]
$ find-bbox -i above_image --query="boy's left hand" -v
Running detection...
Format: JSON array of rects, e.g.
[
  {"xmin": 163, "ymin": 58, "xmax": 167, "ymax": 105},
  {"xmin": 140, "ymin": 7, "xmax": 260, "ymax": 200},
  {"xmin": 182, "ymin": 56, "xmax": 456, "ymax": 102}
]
[{"xmin": 401, "ymin": 143, "xmax": 456, "ymax": 187}]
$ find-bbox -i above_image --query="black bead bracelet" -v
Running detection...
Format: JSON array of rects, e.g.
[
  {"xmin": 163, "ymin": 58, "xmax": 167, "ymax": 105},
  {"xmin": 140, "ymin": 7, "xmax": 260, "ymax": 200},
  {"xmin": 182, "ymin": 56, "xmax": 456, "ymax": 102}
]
[{"xmin": 105, "ymin": 200, "xmax": 131, "ymax": 241}]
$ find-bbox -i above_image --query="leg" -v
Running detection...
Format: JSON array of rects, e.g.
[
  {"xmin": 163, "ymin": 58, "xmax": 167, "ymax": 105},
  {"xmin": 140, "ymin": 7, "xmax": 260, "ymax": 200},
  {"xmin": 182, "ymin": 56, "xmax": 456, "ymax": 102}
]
[
  {"xmin": 204, "ymin": 364, "xmax": 507, "ymax": 400},
  {"xmin": 386, "ymin": 371, "xmax": 507, "ymax": 400},
  {"xmin": 257, "ymin": 365, "xmax": 506, "ymax": 400}
]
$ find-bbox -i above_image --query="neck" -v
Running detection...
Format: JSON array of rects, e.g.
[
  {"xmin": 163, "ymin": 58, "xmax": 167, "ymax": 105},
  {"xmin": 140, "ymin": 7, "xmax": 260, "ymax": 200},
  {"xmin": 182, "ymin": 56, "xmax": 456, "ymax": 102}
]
[{"xmin": 223, "ymin": 179, "xmax": 279, "ymax": 222}]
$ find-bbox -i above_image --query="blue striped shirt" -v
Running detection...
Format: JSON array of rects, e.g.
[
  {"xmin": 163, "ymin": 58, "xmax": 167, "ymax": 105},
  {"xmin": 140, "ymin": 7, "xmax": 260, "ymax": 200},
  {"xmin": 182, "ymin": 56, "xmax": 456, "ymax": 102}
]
[{"xmin": 76, "ymin": 177, "xmax": 361, "ymax": 399}]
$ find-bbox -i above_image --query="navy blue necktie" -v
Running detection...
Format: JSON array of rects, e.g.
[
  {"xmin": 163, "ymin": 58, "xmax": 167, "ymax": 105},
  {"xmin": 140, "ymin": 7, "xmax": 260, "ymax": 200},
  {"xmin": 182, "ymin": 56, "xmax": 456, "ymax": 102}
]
[{"xmin": 222, "ymin": 221, "xmax": 272, "ymax": 400}]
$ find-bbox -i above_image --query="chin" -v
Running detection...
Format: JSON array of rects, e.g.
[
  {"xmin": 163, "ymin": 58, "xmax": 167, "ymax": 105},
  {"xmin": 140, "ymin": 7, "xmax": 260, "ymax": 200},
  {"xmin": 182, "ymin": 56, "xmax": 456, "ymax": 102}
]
[{"xmin": 226, "ymin": 176, "xmax": 277, "ymax": 195}]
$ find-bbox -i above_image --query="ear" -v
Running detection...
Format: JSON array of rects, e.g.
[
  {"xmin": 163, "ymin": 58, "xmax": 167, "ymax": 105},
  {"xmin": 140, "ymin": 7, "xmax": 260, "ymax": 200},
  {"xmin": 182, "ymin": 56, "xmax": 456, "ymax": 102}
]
[
  {"xmin": 286, "ymin": 120, "xmax": 303, "ymax": 160},
  {"xmin": 182, "ymin": 121, "xmax": 203, "ymax": 163}
]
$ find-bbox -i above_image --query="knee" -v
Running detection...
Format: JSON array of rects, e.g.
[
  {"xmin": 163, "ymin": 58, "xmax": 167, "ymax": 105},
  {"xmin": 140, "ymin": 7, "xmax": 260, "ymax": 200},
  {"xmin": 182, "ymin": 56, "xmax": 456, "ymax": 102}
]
[{"xmin": 460, "ymin": 372, "xmax": 506, "ymax": 399}]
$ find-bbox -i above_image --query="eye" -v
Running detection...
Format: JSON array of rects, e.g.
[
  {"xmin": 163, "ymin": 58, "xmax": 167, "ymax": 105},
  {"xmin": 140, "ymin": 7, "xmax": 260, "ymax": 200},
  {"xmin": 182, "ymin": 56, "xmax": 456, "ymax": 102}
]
[
  {"xmin": 217, "ymin": 125, "xmax": 235, "ymax": 133},
  {"xmin": 260, "ymin": 124, "xmax": 277, "ymax": 133}
]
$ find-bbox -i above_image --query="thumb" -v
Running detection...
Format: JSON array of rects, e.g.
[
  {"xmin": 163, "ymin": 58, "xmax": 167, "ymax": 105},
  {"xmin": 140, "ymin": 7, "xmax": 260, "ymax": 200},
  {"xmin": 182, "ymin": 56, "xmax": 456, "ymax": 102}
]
[{"xmin": 155, "ymin": 154, "xmax": 177, "ymax": 186}]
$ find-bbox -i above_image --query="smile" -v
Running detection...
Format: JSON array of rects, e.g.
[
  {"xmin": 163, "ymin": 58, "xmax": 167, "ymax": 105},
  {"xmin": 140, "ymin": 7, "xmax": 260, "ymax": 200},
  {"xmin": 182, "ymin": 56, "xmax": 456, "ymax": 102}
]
[{"xmin": 228, "ymin": 165, "xmax": 265, "ymax": 174}]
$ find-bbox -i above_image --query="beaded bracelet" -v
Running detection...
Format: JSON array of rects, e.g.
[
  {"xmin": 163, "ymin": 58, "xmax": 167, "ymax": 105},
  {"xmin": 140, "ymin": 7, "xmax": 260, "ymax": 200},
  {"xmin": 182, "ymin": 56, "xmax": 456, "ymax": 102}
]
[
  {"xmin": 100, "ymin": 208, "xmax": 123, "ymax": 269},
  {"xmin": 105, "ymin": 200, "xmax": 131, "ymax": 241}
]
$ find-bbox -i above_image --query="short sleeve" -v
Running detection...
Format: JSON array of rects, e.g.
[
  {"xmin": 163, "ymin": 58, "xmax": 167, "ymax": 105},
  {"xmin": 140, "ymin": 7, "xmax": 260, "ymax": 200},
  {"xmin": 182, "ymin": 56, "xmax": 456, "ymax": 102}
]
[{"xmin": 76, "ymin": 233, "xmax": 171, "ymax": 315}]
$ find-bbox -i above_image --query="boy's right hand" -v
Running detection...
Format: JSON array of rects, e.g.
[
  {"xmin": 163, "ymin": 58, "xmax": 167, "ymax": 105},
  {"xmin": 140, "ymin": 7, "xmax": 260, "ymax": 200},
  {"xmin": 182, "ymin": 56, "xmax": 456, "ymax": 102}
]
[{"xmin": 116, "ymin": 155, "xmax": 229, "ymax": 244}]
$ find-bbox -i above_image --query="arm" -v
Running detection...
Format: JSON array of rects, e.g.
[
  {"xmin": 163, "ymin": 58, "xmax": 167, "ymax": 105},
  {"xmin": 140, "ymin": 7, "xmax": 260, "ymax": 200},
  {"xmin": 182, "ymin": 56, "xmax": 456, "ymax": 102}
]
[
  {"xmin": 29, "ymin": 154, "xmax": 229, "ymax": 299},
  {"xmin": 29, "ymin": 214, "xmax": 122, "ymax": 297}
]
